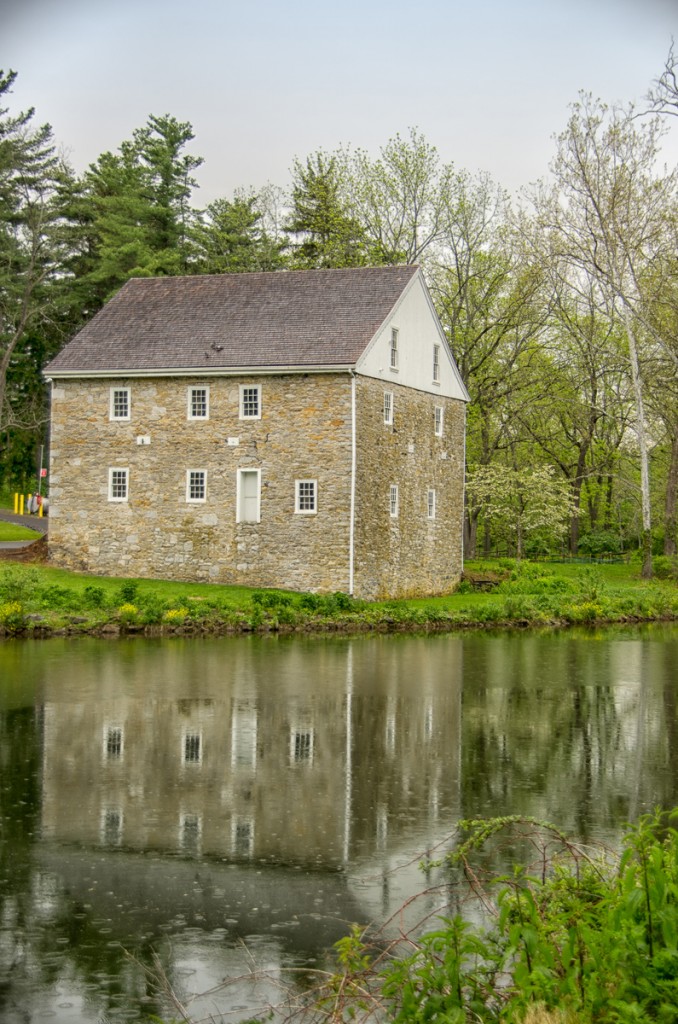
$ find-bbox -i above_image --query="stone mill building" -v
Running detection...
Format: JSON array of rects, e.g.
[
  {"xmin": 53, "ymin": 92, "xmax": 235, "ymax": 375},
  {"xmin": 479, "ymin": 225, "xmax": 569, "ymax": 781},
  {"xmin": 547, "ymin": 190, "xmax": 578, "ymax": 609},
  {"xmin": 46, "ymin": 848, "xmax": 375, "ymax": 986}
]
[{"xmin": 44, "ymin": 265, "xmax": 469, "ymax": 599}]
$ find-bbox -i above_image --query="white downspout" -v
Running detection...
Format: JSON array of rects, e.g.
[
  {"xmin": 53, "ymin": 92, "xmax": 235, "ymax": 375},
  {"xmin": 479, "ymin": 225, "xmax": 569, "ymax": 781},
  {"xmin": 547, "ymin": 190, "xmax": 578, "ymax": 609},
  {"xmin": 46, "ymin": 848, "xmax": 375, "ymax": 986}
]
[{"xmin": 349, "ymin": 372, "xmax": 357, "ymax": 595}]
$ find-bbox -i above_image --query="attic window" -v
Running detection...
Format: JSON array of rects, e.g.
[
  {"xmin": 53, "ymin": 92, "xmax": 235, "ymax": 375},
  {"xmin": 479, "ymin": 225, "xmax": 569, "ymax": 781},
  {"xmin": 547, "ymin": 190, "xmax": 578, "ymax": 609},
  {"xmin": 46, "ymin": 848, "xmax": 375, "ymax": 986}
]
[
  {"xmin": 110, "ymin": 387, "xmax": 130, "ymax": 421},
  {"xmin": 240, "ymin": 384, "xmax": 261, "ymax": 420},
  {"xmin": 390, "ymin": 329, "xmax": 399, "ymax": 371},
  {"xmin": 188, "ymin": 386, "xmax": 209, "ymax": 419},
  {"xmin": 433, "ymin": 345, "xmax": 441, "ymax": 383}
]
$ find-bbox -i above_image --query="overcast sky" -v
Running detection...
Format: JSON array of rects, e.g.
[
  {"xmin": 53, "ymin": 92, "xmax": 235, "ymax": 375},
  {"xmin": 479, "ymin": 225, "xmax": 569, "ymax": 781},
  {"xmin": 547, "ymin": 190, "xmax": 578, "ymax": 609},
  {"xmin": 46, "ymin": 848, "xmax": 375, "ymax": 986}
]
[{"xmin": 4, "ymin": 0, "xmax": 678, "ymax": 205}]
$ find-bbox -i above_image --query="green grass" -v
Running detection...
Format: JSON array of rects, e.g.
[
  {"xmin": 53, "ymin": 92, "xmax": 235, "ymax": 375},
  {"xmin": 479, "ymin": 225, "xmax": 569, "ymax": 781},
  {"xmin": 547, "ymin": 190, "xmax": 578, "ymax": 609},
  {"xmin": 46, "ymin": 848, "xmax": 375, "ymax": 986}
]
[
  {"xmin": 0, "ymin": 521, "xmax": 42, "ymax": 542},
  {"xmin": 0, "ymin": 555, "xmax": 677, "ymax": 637}
]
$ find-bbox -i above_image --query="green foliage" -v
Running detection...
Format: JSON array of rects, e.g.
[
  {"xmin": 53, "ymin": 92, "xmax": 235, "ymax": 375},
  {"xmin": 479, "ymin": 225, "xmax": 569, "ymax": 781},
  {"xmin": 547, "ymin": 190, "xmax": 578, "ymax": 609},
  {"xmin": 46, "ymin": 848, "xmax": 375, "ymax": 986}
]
[
  {"xmin": 0, "ymin": 600, "xmax": 26, "ymax": 632},
  {"xmin": 82, "ymin": 584, "xmax": 105, "ymax": 608},
  {"xmin": 115, "ymin": 580, "xmax": 139, "ymax": 604},
  {"xmin": 310, "ymin": 810, "xmax": 678, "ymax": 1024},
  {"xmin": 0, "ymin": 565, "xmax": 40, "ymax": 604},
  {"xmin": 578, "ymin": 530, "xmax": 622, "ymax": 556},
  {"xmin": 653, "ymin": 556, "xmax": 678, "ymax": 581}
]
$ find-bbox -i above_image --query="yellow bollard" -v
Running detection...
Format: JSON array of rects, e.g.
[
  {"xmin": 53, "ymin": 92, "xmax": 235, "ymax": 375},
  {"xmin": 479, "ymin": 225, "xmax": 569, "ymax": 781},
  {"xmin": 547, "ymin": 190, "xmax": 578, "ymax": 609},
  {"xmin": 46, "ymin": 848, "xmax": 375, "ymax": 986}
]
[
  {"xmin": 38, "ymin": 501, "xmax": 43, "ymax": 518},
  {"xmin": 13, "ymin": 492, "xmax": 18, "ymax": 514},
  {"xmin": 19, "ymin": 494, "xmax": 25, "ymax": 515}
]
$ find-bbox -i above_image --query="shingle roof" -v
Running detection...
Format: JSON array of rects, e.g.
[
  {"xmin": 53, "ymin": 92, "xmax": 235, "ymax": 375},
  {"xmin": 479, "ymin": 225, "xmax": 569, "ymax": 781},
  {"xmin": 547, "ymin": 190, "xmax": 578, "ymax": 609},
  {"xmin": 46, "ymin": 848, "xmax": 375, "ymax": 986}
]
[{"xmin": 46, "ymin": 266, "xmax": 420, "ymax": 375}]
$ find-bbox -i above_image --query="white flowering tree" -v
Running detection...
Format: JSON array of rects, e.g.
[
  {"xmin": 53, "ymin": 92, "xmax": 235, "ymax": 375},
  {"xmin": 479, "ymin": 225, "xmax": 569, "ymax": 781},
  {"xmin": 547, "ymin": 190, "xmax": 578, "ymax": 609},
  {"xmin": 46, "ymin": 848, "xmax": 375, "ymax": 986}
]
[{"xmin": 466, "ymin": 464, "xmax": 576, "ymax": 559}]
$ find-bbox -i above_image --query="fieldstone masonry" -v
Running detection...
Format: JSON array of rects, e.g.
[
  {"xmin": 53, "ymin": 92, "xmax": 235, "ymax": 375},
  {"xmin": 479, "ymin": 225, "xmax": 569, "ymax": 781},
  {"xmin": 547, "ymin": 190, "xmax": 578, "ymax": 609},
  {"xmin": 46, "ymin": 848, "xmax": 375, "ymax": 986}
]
[{"xmin": 48, "ymin": 371, "xmax": 465, "ymax": 599}]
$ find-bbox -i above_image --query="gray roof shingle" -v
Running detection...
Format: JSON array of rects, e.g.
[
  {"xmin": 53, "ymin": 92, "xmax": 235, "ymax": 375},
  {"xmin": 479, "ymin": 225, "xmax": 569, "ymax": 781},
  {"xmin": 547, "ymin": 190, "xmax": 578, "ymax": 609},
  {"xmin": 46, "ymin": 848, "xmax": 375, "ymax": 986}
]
[{"xmin": 46, "ymin": 266, "xmax": 420, "ymax": 375}]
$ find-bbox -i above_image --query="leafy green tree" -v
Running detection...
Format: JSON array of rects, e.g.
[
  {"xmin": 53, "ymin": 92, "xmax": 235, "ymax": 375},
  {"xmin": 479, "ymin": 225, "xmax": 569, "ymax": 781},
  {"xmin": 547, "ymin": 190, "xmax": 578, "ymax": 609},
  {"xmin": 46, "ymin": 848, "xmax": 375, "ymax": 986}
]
[
  {"xmin": 530, "ymin": 96, "xmax": 678, "ymax": 576},
  {"xmin": 466, "ymin": 463, "xmax": 575, "ymax": 558},
  {"xmin": 347, "ymin": 128, "xmax": 455, "ymax": 265},
  {"xmin": 0, "ymin": 69, "xmax": 70, "ymax": 474},
  {"xmin": 73, "ymin": 114, "xmax": 203, "ymax": 304},
  {"xmin": 190, "ymin": 193, "xmax": 285, "ymax": 273},
  {"xmin": 285, "ymin": 153, "xmax": 370, "ymax": 268}
]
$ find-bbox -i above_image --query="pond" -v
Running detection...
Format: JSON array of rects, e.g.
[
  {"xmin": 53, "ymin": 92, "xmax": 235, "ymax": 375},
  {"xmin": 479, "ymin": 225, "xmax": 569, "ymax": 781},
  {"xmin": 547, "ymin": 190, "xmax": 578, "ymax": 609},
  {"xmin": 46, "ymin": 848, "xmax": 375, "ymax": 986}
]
[{"xmin": 1, "ymin": 625, "xmax": 677, "ymax": 1022}]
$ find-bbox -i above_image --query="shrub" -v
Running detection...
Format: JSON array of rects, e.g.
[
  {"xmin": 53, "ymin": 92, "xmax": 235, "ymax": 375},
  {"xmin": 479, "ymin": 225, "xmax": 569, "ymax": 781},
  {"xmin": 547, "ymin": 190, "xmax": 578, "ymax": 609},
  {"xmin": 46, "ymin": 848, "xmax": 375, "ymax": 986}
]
[
  {"xmin": 0, "ymin": 600, "xmax": 26, "ymax": 632},
  {"xmin": 653, "ymin": 555, "xmax": 678, "ymax": 581},
  {"xmin": 162, "ymin": 607, "xmax": 188, "ymax": 624},
  {"xmin": 0, "ymin": 565, "xmax": 40, "ymax": 604},
  {"xmin": 252, "ymin": 590, "xmax": 293, "ymax": 609},
  {"xmin": 117, "ymin": 602, "xmax": 138, "ymax": 623},
  {"xmin": 38, "ymin": 584, "xmax": 78, "ymax": 610},
  {"xmin": 83, "ymin": 585, "xmax": 106, "ymax": 608},
  {"xmin": 116, "ymin": 581, "xmax": 139, "ymax": 604}
]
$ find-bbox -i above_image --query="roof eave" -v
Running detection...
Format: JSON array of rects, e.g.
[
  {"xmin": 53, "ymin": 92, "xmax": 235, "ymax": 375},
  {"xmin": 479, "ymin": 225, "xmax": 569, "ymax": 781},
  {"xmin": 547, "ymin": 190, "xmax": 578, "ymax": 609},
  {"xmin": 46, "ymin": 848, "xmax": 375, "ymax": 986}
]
[{"xmin": 44, "ymin": 363, "xmax": 357, "ymax": 381}]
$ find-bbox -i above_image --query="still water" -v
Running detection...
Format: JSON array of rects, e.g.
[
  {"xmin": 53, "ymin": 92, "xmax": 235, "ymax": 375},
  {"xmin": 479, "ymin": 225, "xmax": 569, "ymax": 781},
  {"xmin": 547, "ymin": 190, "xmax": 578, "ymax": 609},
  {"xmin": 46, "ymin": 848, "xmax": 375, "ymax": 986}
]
[{"xmin": 1, "ymin": 625, "xmax": 678, "ymax": 1022}]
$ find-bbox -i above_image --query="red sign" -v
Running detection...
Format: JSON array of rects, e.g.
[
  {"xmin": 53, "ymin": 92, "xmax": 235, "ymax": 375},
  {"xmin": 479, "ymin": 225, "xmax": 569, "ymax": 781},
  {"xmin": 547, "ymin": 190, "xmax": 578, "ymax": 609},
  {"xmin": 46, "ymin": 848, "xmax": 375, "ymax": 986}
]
[{"xmin": 40, "ymin": 468, "xmax": 47, "ymax": 477}]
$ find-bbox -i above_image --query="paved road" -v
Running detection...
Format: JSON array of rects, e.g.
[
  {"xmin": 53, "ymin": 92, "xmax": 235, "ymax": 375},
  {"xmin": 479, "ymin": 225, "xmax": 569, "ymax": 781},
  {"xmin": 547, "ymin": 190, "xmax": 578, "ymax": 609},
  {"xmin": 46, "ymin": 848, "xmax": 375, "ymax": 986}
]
[
  {"xmin": 0, "ymin": 508, "xmax": 48, "ymax": 550},
  {"xmin": 0, "ymin": 509, "xmax": 49, "ymax": 534}
]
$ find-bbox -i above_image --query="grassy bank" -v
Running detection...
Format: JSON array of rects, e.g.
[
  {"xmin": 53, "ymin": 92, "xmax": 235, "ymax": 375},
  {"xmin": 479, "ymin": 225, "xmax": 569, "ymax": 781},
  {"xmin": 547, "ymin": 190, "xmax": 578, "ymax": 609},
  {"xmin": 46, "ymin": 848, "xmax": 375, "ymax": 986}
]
[{"xmin": 1, "ymin": 555, "xmax": 678, "ymax": 637}]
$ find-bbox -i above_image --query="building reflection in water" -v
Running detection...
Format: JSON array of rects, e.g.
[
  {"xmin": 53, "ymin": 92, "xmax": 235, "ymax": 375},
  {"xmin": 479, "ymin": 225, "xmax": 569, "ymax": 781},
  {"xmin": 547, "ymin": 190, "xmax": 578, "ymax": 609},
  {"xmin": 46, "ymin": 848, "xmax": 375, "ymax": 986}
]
[{"xmin": 40, "ymin": 635, "xmax": 463, "ymax": 875}]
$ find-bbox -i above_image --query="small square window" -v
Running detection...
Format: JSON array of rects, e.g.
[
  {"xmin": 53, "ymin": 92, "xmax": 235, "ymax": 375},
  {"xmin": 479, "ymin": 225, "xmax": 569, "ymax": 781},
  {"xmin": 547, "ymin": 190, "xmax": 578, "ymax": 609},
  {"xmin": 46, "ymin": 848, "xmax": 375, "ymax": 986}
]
[
  {"xmin": 434, "ymin": 406, "xmax": 444, "ymax": 436},
  {"xmin": 240, "ymin": 385, "xmax": 261, "ymax": 419},
  {"xmin": 383, "ymin": 391, "xmax": 394, "ymax": 425},
  {"xmin": 186, "ymin": 470, "xmax": 207, "ymax": 503},
  {"xmin": 433, "ymin": 345, "xmax": 441, "ymax": 383},
  {"xmin": 188, "ymin": 386, "xmax": 209, "ymax": 419},
  {"xmin": 427, "ymin": 488, "xmax": 436, "ymax": 520},
  {"xmin": 390, "ymin": 484, "xmax": 399, "ymax": 518},
  {"xmin": 295, "ymin": 479, "xmax": 317, "ymax": 514},
  {"xmin": 110, "ymin": 388, "xmax": 130, "ymax": 421},
  {"xmin": 390, "ymin": 328, "xmax": 399, "ymax": 370},
  {"xmin": 108, "ymin": 468, "xmax": 129, "ymax": 502}
]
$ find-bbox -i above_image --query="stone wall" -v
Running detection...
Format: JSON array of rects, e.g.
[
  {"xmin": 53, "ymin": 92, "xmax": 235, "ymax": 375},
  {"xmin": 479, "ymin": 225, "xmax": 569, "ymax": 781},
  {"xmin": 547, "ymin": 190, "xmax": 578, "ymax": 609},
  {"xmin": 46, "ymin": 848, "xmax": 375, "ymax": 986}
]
[
  {"xmin": 48, "ymin": 374, "xmax": 354, "ymax": 592},
  {"xmin": 353, "ymin": 376, "xmax": 465, "ymax": 599},
  {"xmin": 48, "ymin": 371, "xmax": 465, "ymax": 598}
]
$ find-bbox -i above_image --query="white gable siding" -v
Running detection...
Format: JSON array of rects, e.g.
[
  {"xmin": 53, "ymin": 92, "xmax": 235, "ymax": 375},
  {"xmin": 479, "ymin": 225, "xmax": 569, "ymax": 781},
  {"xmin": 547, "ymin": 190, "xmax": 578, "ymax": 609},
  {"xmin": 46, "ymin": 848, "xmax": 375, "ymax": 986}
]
[{"xmin": 355, "ymin": 274, "xmax": 468, "ymax": 401}]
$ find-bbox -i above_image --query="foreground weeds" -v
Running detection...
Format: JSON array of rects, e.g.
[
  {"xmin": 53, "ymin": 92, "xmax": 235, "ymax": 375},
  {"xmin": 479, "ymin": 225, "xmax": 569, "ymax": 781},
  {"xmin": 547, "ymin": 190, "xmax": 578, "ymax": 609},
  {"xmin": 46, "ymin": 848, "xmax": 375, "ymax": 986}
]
[{"xmin": 148, "ymin": 810, "xmax": 678, "ymax": 1023}]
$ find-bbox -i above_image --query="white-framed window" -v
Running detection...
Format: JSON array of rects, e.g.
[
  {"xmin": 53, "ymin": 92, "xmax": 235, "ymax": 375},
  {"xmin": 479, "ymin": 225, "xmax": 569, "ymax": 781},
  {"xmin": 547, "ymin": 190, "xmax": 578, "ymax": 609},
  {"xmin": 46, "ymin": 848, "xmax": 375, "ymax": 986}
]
[
  {"xmin": 433, "ymin": 344, "xmax": 441, "ymax": 383},
  {"xmin": 295, "ymin": 479, "xmax": 317, "ymax": 514},
  {"xmin": 389, "ymin": 328, "xmax": 399, "ymax": 370},
  {"xmin": 239, "ymin": 384, "xmax": 261, "ymax": 419},
  {"xmin": 103, "ymin": 724, "xmax": 123, "ymax": 761},
  {"xmin": 110, "ymin": 387, "xmax": 130, "ymax": 421},
  {"xmin": 427, "ymin": 488, "xmax": 437, "ymax": 520},
  {"xmin": 383, "ymin": 391, "xmax": 394, "ymax": 425},
  {"xmin": 108, "ymin": 467, "xmax": 129, "ymax": 502},
  {"xmin": 236, "ymin": 467, "xmax": 261, "ymax": 523},
  {"xmin": 186, "ymin": 469, "xmax": 207, "ymax": 503},
  {"xmin": 183, "ymin": 732, "xmax": 202, "ymax": 765},
  {"xmin": 434, "ymin": 405, "xmax": 444, "ymax": 436},
  {"xmin": 188, "ymin": 386, "xmax": 209, "ymax": 419},
  {"xmin": 390, "ymin": 484, "xmax": 399, "ymax": 518}
]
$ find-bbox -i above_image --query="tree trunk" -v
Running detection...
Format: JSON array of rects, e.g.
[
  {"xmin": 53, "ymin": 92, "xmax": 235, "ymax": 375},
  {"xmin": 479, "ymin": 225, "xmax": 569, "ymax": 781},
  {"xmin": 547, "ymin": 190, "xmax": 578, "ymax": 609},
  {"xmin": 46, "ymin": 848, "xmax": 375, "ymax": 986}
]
[
  {"xmin": 664, "ymin": 428, "xmax": 678, "ymax": 556},
  {"xmin": 624, "ymin": 311, "xmax": 653, "ymax": 579}
]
